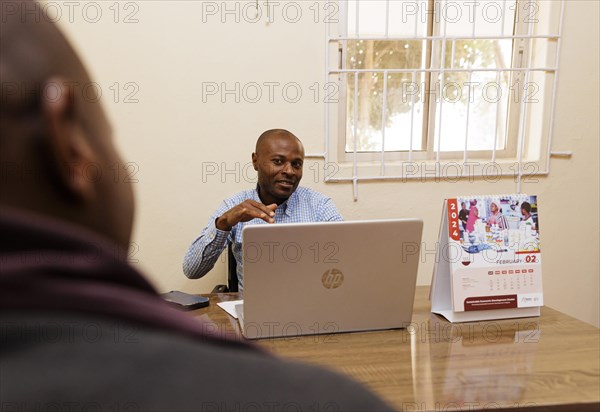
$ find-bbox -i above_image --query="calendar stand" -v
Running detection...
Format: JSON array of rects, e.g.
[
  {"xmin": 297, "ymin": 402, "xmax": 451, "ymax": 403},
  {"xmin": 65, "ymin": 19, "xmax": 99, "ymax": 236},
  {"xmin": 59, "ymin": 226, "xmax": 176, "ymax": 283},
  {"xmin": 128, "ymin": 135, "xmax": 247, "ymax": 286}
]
[{"xmin": 431, "ymin": 195, "xmax": 543, "ymax": 323}]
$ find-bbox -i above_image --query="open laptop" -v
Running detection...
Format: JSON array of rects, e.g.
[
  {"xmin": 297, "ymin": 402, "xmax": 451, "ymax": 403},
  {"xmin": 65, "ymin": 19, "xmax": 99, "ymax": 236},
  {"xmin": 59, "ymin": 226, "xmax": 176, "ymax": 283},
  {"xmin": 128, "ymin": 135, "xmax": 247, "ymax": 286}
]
[{"xmin": 236, "ymin": 218, "xmax": 423, "ymax": 339}]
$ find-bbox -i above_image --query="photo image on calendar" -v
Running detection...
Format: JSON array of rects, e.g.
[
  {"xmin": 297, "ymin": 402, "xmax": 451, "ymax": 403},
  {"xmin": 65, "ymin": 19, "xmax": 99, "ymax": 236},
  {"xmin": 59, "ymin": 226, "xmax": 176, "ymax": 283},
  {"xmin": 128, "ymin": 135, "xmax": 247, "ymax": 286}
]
[{"xmin": 457, "ymin": 195, "xmax": 540, "ymax": 255}]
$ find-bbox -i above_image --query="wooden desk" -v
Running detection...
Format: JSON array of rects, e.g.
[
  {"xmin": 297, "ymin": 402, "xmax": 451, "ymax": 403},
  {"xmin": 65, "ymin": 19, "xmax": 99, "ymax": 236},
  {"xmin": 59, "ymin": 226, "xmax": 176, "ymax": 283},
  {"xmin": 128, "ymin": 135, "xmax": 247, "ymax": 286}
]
[{"xmin": 189, "ymin": 286, "xmax": 600, "ymax": 411}]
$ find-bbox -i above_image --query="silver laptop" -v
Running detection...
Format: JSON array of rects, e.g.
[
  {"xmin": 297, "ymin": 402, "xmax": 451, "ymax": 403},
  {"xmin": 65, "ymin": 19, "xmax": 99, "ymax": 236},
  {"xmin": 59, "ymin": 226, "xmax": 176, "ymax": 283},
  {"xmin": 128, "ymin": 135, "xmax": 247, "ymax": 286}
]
[{"xmin": 237, "ymin": 219, "xmax": 423, "ymax": 339}]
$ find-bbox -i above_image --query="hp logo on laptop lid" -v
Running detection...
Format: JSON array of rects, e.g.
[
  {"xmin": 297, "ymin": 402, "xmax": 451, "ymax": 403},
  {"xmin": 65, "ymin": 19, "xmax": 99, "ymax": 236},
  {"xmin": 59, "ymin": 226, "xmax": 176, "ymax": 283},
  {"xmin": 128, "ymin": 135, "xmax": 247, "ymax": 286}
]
[{"xmin": 322, "ymin": 269, "xmax": 344, "ymax": 289}]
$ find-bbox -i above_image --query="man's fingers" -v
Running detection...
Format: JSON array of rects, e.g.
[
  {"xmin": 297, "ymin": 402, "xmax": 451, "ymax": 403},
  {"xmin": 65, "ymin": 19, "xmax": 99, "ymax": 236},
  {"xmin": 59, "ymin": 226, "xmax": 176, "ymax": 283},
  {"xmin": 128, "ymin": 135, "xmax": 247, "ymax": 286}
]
[
  {"xmin": 228, "ymin": 200, "xmax": 277, "ymax": 225},
  {"xmin": 248, "ymin": 207, "xmax": 275, "ymax": 223},
  {"xmin": 239, "ymin": 204, "xmax": 275, "ymax": 223},
  {"xmin": 247, "ymin": 200, "xmax": 276, "ymax": 217}
]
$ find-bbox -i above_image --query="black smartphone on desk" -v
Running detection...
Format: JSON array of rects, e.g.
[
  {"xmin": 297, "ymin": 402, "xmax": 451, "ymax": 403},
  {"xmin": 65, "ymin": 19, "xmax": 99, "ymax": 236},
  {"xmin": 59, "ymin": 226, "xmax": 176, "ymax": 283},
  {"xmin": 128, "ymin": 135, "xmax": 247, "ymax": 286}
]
[{"xmin": 160, "ymin": 291, "xmax": 210, "ymax": 310}]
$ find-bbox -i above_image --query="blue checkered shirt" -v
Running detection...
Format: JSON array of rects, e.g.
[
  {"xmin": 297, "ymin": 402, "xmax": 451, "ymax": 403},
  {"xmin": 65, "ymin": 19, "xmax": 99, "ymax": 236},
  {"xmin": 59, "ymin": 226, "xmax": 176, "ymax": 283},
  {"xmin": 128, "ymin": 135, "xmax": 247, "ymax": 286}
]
[{"xmin": 183, "ymin": 186, "xmax": 343, "ymax": 290}]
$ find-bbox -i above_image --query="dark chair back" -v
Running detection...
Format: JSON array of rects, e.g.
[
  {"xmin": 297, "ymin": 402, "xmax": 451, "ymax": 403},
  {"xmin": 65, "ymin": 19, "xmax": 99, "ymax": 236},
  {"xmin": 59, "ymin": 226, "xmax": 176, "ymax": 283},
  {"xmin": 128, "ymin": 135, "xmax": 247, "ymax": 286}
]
[{"xmin": 227, "ymin": 243, "xmax": 238, "ymax": 292}]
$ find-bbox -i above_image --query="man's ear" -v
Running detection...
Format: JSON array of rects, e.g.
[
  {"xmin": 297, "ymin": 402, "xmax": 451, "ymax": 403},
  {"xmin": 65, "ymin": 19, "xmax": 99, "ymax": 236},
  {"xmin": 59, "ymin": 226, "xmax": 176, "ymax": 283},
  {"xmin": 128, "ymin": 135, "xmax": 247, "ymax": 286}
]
[
  {"xmin": 252, "ymin": 152, "xmax": 258, "ymax": 171},
  {"xmin": 42, "ymin": 76, "xmax": 99, "ymax": 203}
]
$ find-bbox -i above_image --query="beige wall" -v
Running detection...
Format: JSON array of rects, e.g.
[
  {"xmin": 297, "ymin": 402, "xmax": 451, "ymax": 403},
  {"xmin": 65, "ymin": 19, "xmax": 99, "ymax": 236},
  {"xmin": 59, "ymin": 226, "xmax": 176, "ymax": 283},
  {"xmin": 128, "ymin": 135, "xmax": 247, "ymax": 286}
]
[{"xmin": 52, "ymin": 1, "xmax": 599, "ymax": 327}]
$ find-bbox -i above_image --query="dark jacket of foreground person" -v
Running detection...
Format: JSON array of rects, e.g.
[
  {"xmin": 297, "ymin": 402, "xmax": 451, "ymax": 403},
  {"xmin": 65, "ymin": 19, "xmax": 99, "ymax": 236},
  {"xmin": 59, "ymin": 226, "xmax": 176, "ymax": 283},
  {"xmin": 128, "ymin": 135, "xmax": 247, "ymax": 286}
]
[{"xmin": 0, "ymin": 209, "xmax": 393, "ymax": 412}]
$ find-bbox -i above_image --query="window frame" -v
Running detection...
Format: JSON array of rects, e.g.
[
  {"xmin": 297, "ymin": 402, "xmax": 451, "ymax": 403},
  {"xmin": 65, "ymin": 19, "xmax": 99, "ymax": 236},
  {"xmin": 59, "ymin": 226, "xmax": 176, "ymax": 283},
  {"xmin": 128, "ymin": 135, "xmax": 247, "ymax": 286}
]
[{"xmin": 332, "ymin": 0, "xmax": 545, "ymax": 166}]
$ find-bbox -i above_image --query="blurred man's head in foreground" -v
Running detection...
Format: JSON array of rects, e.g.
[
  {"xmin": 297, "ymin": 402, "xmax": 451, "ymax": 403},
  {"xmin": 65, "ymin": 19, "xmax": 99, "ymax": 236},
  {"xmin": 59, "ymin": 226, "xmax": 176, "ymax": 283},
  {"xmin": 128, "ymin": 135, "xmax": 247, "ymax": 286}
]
[{"xmin": 0, "ymin": 0, "xmax": 134, "ymax": 249}]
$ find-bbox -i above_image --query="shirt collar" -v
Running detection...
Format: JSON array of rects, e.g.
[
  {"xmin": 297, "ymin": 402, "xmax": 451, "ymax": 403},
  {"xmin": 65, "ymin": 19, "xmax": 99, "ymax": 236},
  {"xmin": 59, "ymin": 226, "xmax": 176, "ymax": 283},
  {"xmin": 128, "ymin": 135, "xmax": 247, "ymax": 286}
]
[{"xmin": 254, "ymin": 185, "xmax": 299, "ymax": 217}]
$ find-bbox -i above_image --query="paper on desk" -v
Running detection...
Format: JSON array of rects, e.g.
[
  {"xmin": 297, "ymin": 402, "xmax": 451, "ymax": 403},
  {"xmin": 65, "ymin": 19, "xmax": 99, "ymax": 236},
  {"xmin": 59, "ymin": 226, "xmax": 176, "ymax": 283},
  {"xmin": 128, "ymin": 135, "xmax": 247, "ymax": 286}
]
[{"xmin": 216, "ymin": 299, "xmax": 243, "ymax": 319}]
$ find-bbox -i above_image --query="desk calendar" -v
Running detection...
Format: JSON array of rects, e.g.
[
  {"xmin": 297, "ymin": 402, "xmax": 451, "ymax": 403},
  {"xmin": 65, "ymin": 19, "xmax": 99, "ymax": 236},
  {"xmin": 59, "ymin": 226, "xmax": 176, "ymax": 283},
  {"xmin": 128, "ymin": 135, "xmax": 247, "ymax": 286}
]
[{"xmin": 431, "ymin": 194, "xmax": 543, "ymax": 322}]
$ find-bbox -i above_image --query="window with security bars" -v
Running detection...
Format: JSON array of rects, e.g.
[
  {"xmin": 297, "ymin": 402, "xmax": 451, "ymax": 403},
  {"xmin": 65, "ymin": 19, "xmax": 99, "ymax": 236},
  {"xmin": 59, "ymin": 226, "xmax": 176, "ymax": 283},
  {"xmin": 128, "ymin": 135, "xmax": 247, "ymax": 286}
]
[{"xmin": 325, "ymin": 0, "xmax": 564, "ymax": 180}]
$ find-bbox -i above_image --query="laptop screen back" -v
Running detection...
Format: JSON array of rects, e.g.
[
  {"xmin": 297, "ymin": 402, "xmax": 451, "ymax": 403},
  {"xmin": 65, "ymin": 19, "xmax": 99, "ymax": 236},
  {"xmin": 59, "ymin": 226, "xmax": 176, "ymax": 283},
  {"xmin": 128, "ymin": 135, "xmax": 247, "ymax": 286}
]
[{"xmin": 241, "ymin": 219, "xmax": 423, "ymax": 339}]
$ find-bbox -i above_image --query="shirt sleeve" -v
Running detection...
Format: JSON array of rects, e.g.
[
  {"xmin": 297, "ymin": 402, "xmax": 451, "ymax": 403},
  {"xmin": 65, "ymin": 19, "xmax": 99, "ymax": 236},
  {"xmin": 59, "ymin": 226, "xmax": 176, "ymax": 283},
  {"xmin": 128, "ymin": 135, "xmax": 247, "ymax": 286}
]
[
  {"xmin": 182, "ymin": 203, "xmax": 232, "ymax": 279},
  {"xmin": 320, "ymin": 197, "xmax": 343, "ymax": 222}
]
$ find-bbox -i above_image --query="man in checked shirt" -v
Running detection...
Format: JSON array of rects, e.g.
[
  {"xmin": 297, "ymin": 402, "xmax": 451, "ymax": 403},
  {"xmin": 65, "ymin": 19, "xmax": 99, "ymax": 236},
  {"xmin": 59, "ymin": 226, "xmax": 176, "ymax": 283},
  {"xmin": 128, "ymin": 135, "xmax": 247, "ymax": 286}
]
[{"xmin": 183, "ymin": 129, "xmax": 343, "ymax": 290}]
